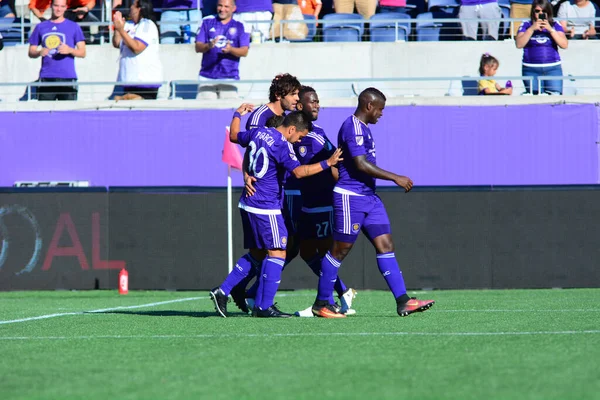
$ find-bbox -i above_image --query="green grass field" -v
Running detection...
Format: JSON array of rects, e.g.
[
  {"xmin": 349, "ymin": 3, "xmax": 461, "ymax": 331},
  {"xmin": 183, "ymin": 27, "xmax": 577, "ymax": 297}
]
[{"xmin": 1, "ymin": 289, "xmax": 599, "ymax": 400}]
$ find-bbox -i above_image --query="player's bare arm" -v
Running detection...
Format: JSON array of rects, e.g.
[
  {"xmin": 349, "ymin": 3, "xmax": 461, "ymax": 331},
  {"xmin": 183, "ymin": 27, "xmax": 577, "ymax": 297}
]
[
  {"xmin": 292, "ymin": 148, "xmax": 343, "ymax": 179},
  {"xmin": 353, "ymin": 155, "xmax": 413, "ymax": 192},
  {"xmin": 229, "ymin": 103, "xmax": 254, "ymax": 143}
]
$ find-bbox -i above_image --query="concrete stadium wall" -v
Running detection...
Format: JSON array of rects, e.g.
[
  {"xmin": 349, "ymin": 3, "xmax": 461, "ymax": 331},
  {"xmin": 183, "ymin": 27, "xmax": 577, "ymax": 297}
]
[{"xmin": 1, "ymin": 41, "xmax": 599, "ymax": 101}]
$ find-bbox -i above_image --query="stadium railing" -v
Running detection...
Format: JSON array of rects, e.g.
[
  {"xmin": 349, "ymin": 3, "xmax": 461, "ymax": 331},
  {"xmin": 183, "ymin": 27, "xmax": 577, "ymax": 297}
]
[
  {"xmin": 2, "ymin": 16, "xmax": 599, "ymax": 45},
  {"xmin": 2, "ymin": 76, "xmax": 600, "ymax": 103}
]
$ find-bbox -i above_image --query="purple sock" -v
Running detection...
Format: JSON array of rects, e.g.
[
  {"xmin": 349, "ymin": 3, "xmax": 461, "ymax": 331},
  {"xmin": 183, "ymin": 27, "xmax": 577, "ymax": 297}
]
[
  {"xmin": 334, "ymin": 276, "xmax": 348, "ymax": 298},
  {"xmin": 245, "ymin": 276, "xmax": 260, "ymax": 299},
  {"xmin": 306, "ymin": 255, "xmax": 342, "ymax": 304},
  {"xmin": 376, "ymin": 252, "xmax": 407, "ymax": 299},
  {"xmin": 220, "ymin": 253, "xmax": 257, "ymax": 296},
  {"xmin": 256, "ymin": 257, "xmax": 285, "ymax": 310},
  {"xmin": 317, "ymin": 252, "xmax": 341, "ymax": 301}
]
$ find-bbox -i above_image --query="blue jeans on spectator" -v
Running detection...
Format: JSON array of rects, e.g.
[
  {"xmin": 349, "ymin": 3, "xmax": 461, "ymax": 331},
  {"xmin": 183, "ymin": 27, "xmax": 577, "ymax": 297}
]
[
  {"xmin": 160, "ymin": 9, "xmax": 201, "ymax": 44},
  {"xmin": 522, "ymin": 64, "xmax": 563, "ymax": 95}
]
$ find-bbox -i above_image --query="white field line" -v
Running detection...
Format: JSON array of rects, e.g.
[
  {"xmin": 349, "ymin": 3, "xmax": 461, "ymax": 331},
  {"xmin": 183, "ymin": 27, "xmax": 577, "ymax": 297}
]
[
  {"xmin": 1, "ymin": 330, "xmax": 599, "ymax": 341},
  {"xmin": 0, "ymin": 296, "xmax": 206, "ymax": 325}
]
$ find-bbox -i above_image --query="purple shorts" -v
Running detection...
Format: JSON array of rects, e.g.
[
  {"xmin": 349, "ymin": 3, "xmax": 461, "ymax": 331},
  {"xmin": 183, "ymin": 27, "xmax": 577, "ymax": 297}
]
[
  {"xmin": 332, "ymin": 192, "xmax": 391, "ymax": 243},
  {"xmin": 282, "ymin": 191, "xmax": 302, "ymax": 235},
  {"xmin": 240, "ymin": 209, "xmax": 288, "ymax": 250},
  {"xmin": 298, "ymin": 206, "xmax": 334, "ymax": 240}
]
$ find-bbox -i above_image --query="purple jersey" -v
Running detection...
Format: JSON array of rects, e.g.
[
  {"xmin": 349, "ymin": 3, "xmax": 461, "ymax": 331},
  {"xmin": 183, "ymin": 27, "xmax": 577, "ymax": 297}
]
[
  {"xmin": 518, "ymin": 21, "xmax": 564, "ymax": 66},
  {"xmin": 28, "ymin": 19, "xmax": 85, "ymax": 79},
  {"xmin": 336, "ymin": 115, "xmax": 377, "ymax": 196},
  {"xmin": 237, "ymin": 127, "xmax": 300, "ymax": 212},
  {"xmin": 235, "ymin": 0, "xmax": 273, "ymax": 12},
  {"xmin": 196, "ymin": 16, "xmax": 249, "ymax": 80},
  {"xmin": 246, "ymin": 104, "xmax": 278, "ymax": 130},
  {"xmin": 161, "ymin": 0, "xmax": 201, "ymax": 9},
  {"xmin": 294, "ymin": 124, "xmax": 336, "ymax": 208}
]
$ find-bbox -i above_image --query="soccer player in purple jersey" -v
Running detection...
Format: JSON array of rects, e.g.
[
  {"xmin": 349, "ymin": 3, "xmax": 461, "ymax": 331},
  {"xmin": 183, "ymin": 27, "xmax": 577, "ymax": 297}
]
[
  {"xmin": 312, "ymin": 88, "xmax": 435, "ymax": 319},
  {"xmin": 210, "ymin": 105, "xmax": 343, "ymax": 318},
  {"xmin": 226, "ymin": 73, "xmax": 302, "ymax": 313},
  {"xmin": 293, "ymin": 86, "xmax": 357, "ymax": 317}
]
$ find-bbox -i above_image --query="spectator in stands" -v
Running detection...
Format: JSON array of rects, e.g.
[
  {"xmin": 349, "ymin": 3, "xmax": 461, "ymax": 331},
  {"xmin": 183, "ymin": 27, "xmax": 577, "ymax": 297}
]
[
  {"xmin": 509, "ymin": 0, "xmax": 531, "ymax": 38},
  {"xmin": 0, "ymin": 32, "xmax": 3, "ymax": 51},
  {"xmin": 112, "ymin": 0, "xmax": 163, "ymax": 100},
  {"xmin": 28, "ymin": 0, "xmax": 86, "ymax": 101},
  {"xmin": 0, "ymin": 0, "xmax": 16, "ymax": 18},
  {"xmin": 477, "ymin": 53, "xmax": 513, "ymax": 95},
  {"xmin": 557, "ymin": 0, "xmax": 597, "ymax": 39},
  {"xmin": 271, "ymin": 0, "xmax": 308, "ymax": 41},
  {"xmin": 65, "ymin": 0, "xmax": 101, "ymax": 43},
  {"xmin": 195, "ymin": 0, "xmax": 249, "ymax": 99},
  {"xmin": 515, "ymin": 0, "xmax": 567, "ymax": 94},
  {"xmin": 30, "ymin": 0, "xmax": 52, "ymax": 24},
  {"xmin": 378, "ymin": 0, "xmax": 407, "ymax": 13},
  {"xmin": 299, "ymin": 0, "xmax": 322, "ymax": 21},
  {"xmin": 160, "ymin": 0, "xmax": 202, "ymax": 44},
  {"xmin": 334, "ymin": 0, "xmax": 377, "ymax": 19},
  {"xmin": 234, "ymin": 0, "xmax": 273, "ymax": 41},
  {"xmin": 459, "ymin": 0, "xmax": 502, "ymax": 40}
]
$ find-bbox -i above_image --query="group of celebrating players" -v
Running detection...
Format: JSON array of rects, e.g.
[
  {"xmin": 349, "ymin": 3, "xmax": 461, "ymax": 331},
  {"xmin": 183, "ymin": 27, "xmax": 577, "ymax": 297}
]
[{"xmin": 210, "ymin": 73, "xmax": 435, "ymax": 318}]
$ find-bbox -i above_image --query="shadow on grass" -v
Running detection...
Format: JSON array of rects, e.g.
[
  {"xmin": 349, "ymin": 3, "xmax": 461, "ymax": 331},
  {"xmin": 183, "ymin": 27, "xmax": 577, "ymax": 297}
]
[{"xmin": 86, "ymin": 310, "xmax": 250, "ymax": 318}]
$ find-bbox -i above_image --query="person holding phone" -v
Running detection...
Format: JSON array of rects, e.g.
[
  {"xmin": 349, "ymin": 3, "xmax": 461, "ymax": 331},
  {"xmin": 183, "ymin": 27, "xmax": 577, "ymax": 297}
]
[{"xmin": 515, "ymin": 0, "xmax": 568, "ymax": 94}]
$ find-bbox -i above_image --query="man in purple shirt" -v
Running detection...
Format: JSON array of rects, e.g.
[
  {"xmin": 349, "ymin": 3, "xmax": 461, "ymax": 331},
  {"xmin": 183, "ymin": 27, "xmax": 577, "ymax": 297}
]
[
  {"xmin": 293, "ymin": 86, "xmax": 357, "ymax": 317},
  {"xmin": 160, "ymin": 0, "xmax": 202, "ymax": 44},
  {"xmin": 234, "ymin": 0, "xmax": 273, "ymax": 40},
  {"xmin": 195, "ymin": 0, "xmax": 249, "ymax": 99},
  {"xmin": 28, "ymin": 0, "xmax": 86, "ymax": 101},
  {"xmin": 229, "ymin": 73, "xmax": 301, "ymax": 312},
  {"xmin": 209, "ymin": 106, "xmax": 343, "ymax": 318},
  {"xmin": 313, "ymin": 88, "xmax": 435, "ymax": 318}
]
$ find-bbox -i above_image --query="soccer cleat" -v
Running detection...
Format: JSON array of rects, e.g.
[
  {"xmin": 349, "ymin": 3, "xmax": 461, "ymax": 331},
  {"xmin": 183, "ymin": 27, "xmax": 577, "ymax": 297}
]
[
  {"xmin": 294, "ymin": 306, "xmax": 315, "ymax": 317},
  {"xmin": 312, "ymin": 303, "xmax": 347, "ymax": 319},
  {"xmin": 252, "ymin": 304, "xmax": 293, "ymax": 318},
  {"xmin": 230, "ymin": 284, "xmax": 250, "ymax": 314},
  {"xmin": 340, "ymin": 288, "xmax": 357, "ymax": 314},
  {"xmin": 397, "ymin": 297, "xmax": 435, "ymax": 317},
  {"xmin": 209, "ymin": 287, "xmax": 229, "ymax": 318}
]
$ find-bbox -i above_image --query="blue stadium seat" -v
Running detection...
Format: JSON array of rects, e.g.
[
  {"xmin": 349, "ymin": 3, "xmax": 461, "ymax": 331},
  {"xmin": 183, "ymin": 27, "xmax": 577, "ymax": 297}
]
[
  {"xmin": 169, "ymin": 82, "xmax": 199, "ymax": 100},
  {"xmin": 369, "ymin": 12, "xmax": 411, "ymax": 42},
  {"xmin": 0, "ymin": 17, "xmax": 24, "ymax": 46},
  {"xmin": 322, "ymin": 13, "xmax": 365, "ymax": 42},
  {"xmin": 427, "ymin": 0, "xmax": 459, "ymax": 11},
  {"xmin": 289, "ymin": 14, "xmax": 317, "ymax": 42},
  {"xmin": 461, "ymin": 78, "xmax": 480, "ymax": 96},
  {"xmin": 416, "ymin": 12, "xmax": 442, "ymax": 41},
  {"xmin": 499, "ymin": 6, "xmax": 511, "ymax": 40}
]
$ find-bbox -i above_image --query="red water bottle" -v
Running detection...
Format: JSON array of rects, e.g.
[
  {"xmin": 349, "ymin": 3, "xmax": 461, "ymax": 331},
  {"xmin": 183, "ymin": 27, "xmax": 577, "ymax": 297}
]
[{"xmin": 119, "ymin": 268, "xmax": 129, "ymax": 295}]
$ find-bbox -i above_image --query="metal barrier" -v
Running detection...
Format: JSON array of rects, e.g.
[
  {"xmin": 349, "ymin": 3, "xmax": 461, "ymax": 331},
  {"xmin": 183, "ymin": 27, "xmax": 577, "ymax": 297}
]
[
  {"xmin": 2, "ymin": 16, "xmax": 599, "ymax": 45},
  {"xmin": 4, "ymin": 75, "xmax": 600, "ymax": 103}
]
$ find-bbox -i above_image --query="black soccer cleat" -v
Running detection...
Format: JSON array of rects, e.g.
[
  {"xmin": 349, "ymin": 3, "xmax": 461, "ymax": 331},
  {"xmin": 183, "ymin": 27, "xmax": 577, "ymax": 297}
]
[
  {"xmin": 209, "ymin": 287, "xmax": 229, "ymax": 318},
  {"xmin": 252, "ymin": 304, "xmax": 293, "ymax": 318},
  {"xmin": 230, "ymin": 283, "xmax": 250, "ymax": 314}
]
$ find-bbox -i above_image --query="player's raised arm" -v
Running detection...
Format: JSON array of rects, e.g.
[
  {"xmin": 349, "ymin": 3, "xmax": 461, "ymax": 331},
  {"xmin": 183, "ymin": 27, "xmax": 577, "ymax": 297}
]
[
  {"xmin": 292, "ymin": 148, "xmax": 343, "ymax": 179},
  {"xmin": 230, "ymin": 103, "xmax": 254, "ymax": 143}
]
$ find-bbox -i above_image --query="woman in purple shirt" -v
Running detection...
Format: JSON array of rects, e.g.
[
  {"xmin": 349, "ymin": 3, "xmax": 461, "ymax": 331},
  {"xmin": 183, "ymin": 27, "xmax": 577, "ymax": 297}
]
[{"xmin": 515, "ymin": 0, "xmax": 568, "ymax": 94}]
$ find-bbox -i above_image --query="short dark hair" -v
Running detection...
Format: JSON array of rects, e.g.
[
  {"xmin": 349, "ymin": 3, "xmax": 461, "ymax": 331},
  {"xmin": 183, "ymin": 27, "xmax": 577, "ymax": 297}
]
[
  {"xmin": 268, "ymin": 73, "xmax": 301, "ymax": 103},
  {"xmin": 265, "ymin": 114, "xmax": 285, "ymax": 128},
  {"xmin": 138, "ymin": 0, "xmax": 156, "ymax": 21},
  {"xmin": 298, "ymin": 85, "xmax": 316, "ymax": 101},
  {"xmin": 282, "ymin": 111, "xmax": 312, "ymax": 132},
  {"xmin": 358, "ymin": 87, "xmax": 386, "ymax": 108}
]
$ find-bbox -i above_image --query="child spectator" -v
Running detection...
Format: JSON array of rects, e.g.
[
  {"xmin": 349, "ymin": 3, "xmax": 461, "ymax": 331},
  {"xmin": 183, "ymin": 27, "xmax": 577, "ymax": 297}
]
[{"xmin": 478, "ymin": 53, "xmax": 513, "ymax": 95}]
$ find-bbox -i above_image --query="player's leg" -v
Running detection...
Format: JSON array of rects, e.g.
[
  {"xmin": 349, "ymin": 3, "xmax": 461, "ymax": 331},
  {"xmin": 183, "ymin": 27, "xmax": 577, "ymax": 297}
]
[
  {"xmin": 209, "ymin": 210, "xmax": 262, "ymax": 317},
  {"xmin": 364, "ymin": 195, "xmax": 434, "ymax": 317},
  {"xmin": 313, "ymin": 193, "xmax": 366, "ymax": 318},
  {"xmin": 252, "ymin": 214, "xmax": 293, "ymax": 318}
]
